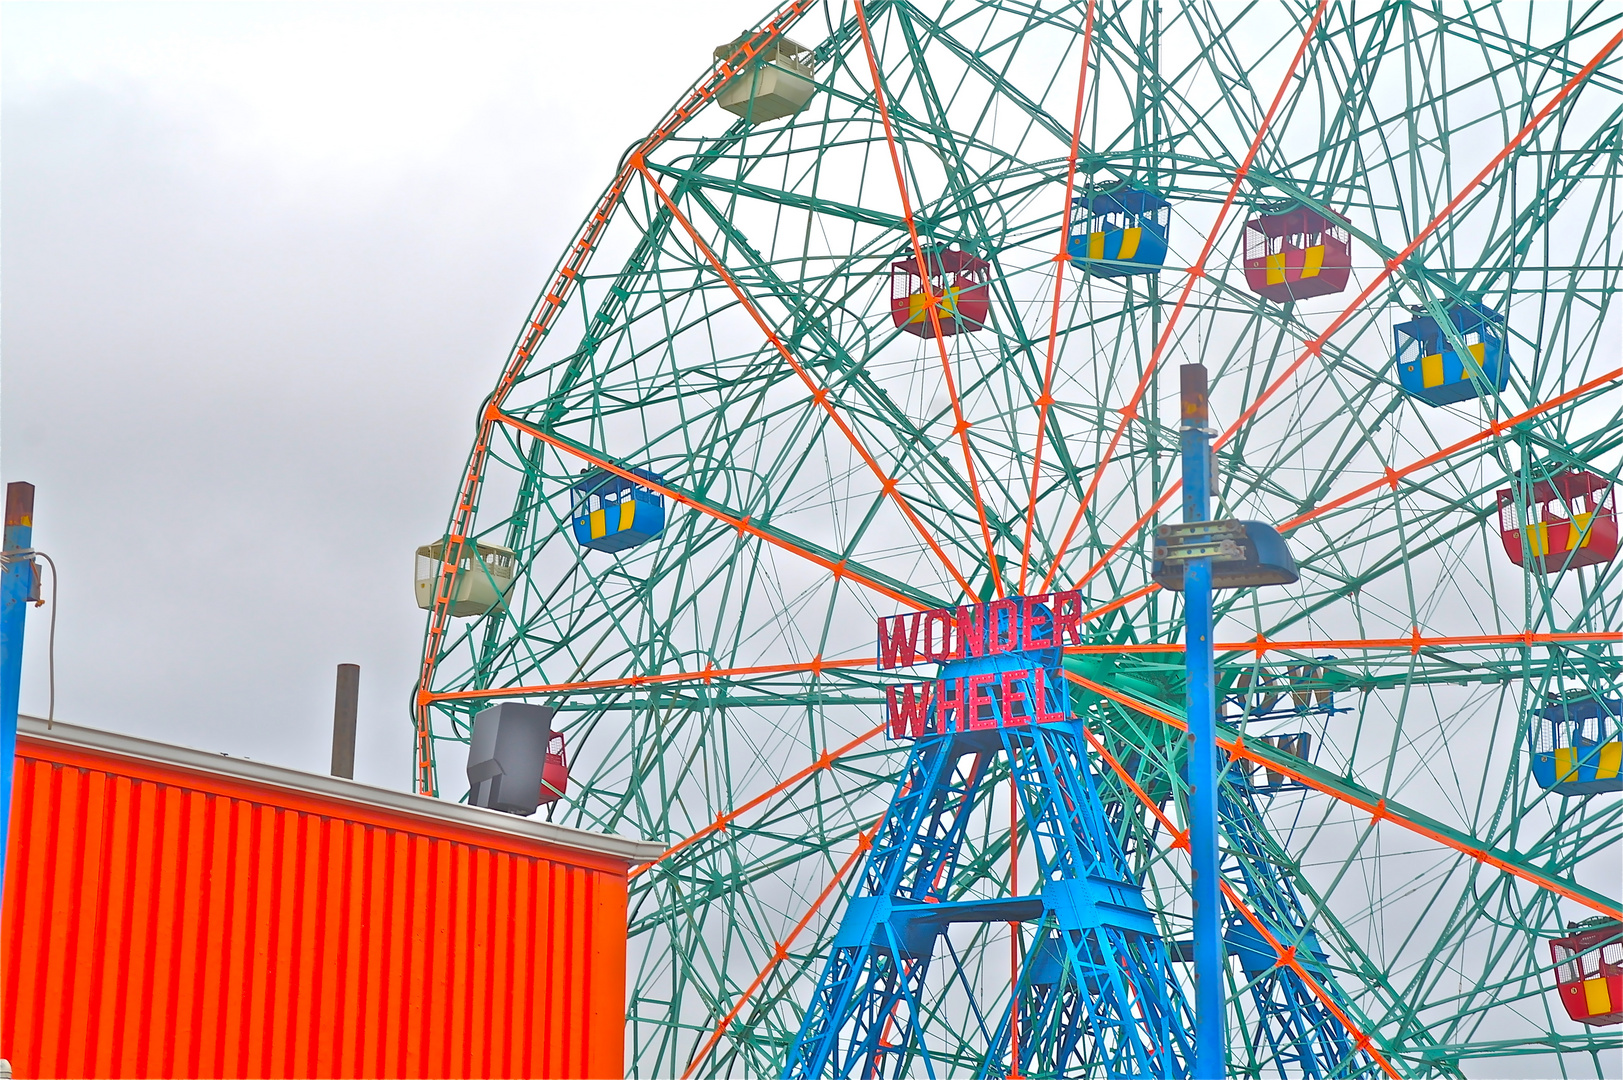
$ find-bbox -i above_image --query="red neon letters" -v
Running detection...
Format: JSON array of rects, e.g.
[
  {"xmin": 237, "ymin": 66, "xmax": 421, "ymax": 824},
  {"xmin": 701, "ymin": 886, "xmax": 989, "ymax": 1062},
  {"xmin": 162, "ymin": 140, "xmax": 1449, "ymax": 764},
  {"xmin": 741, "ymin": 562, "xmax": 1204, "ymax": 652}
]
[
  {"xmin": 876, "ymin": 591, "xmax": 1083, "ymax": 671},
  {"xmin": 879, "ymin": 594, "xmax": 1078, "ymax": 738}
]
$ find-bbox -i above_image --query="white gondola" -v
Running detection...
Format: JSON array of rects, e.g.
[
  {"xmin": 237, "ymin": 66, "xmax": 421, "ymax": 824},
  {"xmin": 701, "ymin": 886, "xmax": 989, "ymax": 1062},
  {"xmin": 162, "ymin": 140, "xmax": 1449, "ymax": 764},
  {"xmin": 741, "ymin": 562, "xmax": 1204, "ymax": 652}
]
[
  {"xmin": 414, "ymin": 539, "xmax": 515, "ymax": 617},
  {"xmin": 714, "ymin": 36, "xmax": 815, "ymax": 123}
]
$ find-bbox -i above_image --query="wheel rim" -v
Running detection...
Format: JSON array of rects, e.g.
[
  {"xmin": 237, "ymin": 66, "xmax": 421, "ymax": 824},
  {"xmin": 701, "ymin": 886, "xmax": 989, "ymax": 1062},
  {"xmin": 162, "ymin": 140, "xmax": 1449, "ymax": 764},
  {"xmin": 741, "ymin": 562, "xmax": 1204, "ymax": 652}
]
[{"xmin": 417, "ymin": 3, "xmax": 1623, "ymax": 1075}]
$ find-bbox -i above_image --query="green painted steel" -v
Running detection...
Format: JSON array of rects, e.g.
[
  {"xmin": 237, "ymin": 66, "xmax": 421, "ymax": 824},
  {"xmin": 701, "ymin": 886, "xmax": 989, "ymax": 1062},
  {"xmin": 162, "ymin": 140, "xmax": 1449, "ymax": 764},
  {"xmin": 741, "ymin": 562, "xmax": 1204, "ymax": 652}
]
[{"xmin": 416, "ymin": 2, "xmax": 1623, "ymax": 1076}]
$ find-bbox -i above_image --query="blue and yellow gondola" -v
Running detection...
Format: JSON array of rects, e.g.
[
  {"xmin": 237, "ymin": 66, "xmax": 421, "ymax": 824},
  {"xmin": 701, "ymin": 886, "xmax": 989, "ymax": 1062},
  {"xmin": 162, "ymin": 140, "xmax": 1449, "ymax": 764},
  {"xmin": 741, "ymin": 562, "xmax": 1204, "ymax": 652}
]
[
  {"xmin": 1530, "ymin": 697, "xmax": 1622, "ymax": 795},
  {"xmin": 571, "ymin": 468, "xmax": 666, "ymax": 552}
]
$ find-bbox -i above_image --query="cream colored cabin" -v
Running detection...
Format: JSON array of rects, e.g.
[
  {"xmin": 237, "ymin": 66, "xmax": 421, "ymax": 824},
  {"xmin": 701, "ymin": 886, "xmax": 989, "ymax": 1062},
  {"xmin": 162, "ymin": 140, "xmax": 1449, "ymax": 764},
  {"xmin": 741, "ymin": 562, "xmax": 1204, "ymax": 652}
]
[
  {"xmin": 714, "ymin": 35, "xmax": 815, "ymax": 123},
  {"xmin": 415, "ymin": 539, "xmax": 516, "ymax": 617}
]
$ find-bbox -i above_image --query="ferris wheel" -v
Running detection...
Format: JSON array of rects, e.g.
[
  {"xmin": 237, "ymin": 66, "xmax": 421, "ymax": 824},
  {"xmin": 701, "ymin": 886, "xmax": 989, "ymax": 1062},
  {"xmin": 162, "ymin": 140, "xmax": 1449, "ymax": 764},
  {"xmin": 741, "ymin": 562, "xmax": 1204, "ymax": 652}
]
[{"xmin": 412, "ymin": 1, "xmax": 1623, "ymax": 1076}]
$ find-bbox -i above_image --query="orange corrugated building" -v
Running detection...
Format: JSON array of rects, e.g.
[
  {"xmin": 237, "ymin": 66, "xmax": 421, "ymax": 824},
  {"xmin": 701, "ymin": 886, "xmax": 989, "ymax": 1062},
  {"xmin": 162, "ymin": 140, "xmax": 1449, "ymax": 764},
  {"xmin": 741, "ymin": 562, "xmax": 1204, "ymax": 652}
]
[{"xmin": 1, "ymin": 716, "xmax": 660, "ymax": 1079}]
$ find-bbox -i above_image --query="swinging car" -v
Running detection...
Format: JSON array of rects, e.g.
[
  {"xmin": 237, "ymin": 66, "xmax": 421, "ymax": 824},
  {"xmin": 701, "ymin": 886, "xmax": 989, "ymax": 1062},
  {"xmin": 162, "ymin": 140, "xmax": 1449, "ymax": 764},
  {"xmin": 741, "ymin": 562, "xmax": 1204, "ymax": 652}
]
[
  {"xmin": 572, "ymin": 468, "xmax": 666, "ymax": 552},
  {"xmin": 1496, "ymin": 469, "xmax": 1618, "ymax": 574},
  {"xmin": 1068, "ymin": 186, "xmax": 1171, "ymax": 278},
  {"xmin": 414, "ymin": 539, "xmax": 516, "ymax": 617},
  {"xmin": 1393, "ymin": 303, "xmax": 1508, "ymax": 406},
  {"xmin": 713, "ymin": 35, "xmax": 815, "ymax": 123},
  {"xmin": 1530, "ymin": 697, "xmax": 1622, "ymax": 795},
  {"xmin": 890, "ymin": 246, "xmax": 991, "ymax": 338},
  {"xmin": 538, "ymin": 731, "xmax": 570, "ymax": 805},
  {"xmin": 1551, "ymin": 918, "xmax": 1623, "ymax": 1026},
  {"xmin": 1243, "ymin": 207, "xmax": 1352, "ymax": 302}
]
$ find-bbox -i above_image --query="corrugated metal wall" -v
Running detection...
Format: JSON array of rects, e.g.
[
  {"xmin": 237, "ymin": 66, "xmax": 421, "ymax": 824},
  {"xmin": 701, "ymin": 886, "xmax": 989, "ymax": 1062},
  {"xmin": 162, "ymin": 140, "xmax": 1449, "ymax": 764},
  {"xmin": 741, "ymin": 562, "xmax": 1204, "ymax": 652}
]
[{"xmin": 2, "ymin": 734, "xmax": 631, "ymax": 1079}]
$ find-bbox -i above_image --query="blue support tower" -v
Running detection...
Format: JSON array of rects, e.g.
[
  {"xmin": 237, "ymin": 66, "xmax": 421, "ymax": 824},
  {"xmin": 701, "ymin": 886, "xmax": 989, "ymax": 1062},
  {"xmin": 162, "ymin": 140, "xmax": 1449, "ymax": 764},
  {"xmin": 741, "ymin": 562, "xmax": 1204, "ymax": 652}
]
[
  {"xmin": 1217, "ymin": 781, "xmax": 1382, "ymax": 1079},
  {"xmin": 1178, "ymin": 364, "xmax": 1225, "ymax": 1080},
  {"xmin": 783, "ymin": 612, "xmax": 1193, "ymax": 1078},
  {"xmin": 0, "ymin": 482, "xmax": 37, "ymax": 894}
]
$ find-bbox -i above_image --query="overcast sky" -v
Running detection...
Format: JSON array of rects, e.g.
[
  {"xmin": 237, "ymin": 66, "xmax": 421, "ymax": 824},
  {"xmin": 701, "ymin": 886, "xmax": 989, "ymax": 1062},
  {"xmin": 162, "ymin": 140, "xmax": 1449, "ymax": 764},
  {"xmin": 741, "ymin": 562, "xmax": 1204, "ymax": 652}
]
[{"xmin": 1, "ymin": 1, "xmax": 764, "ymax": 789}]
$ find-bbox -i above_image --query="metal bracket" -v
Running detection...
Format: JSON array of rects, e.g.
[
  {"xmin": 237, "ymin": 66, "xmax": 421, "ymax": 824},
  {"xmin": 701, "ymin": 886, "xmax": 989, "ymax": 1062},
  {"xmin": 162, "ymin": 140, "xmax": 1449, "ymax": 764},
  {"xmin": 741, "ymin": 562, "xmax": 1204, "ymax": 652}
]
[{"xmin": 1155, "ymin": 520, "xmax": 1245, "ymax": 564}]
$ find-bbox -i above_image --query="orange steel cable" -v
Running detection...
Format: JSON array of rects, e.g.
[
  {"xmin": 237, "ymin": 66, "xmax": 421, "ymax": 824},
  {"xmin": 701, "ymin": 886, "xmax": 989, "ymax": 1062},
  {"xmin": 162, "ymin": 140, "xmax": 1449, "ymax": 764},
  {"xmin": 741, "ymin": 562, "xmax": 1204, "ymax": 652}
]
[
  {"xmin": 1072, "ymin": 364, "xmax": 1623, "ymax": 595},
  {"xmin": 1062, "ymin": 27, "xmax": 1623, "ymax": 598},
  {"xmin": 853, "ymin": 0, "xmax": 1003, "ymax": 600},
  {"xmin": 1080, "ymin": 724, "xmax": 1402, "ymax": 1079},
  {"xmin": 1058, "ymin": 629, "xmax": 1620, "ymax": 657},
  {"xmin": 630, "ymin": 160, "xmax": 979, "ymax": 601},
  {"xmin": 1278, "ymin": 367, "xmax": 1623, "ymax": 532},
  {"xmin": 420, "ymin": 624, "xmax": 1612, "ymax": 722},
  {"xmin": 1215, "ymin": 31, "xmax": 1623, "ymax": 458},
  {"xmin": 630, "ymin": 724, "xmax": 887, "ymax": 878},
  {"xmin": 680, "ymin": 817, "xmax": 884, "ymax": 1079},
  {"xmin": 411, "ymin": 3, "xmax": 817, "ymax": 794},
  {"xmin": 1018, "ymin": 0, "xmax": 1097, "ymax": 597},
  {"xmin": 492, "ymin": 407, "xmax": 931, "ymax": 611},
  {"xmin": 420, "ymin": 655, "xmax": 879, "ymax": 706},
  {"xmin": 1081, "ymin": 583, "xmax": 1162, "ymax": 624},
  {"xmin": 1064, "ymin": 669, "xmax": 1623, "ymax": 921},
  {"xmin": 1037, "ymin": 0, "xmax": 1329, "ymax": 595}
]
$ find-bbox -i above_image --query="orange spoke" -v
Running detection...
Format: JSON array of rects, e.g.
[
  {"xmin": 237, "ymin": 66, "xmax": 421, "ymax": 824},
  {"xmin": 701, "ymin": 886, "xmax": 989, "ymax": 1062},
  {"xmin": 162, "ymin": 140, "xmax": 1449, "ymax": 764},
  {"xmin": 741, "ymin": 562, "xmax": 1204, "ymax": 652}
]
[
  {"xmin": 1071, "ymin": 486, "xmax": 1182, "ymax": 591},
  {"xmin": 680, "ymin": 817, "xmax": 884, "ymax": 1079},
  {"xmin": 854, "ymin": 0, "xmax": 1002, "ymax": 600},
  {"xmin": 1020, "ymin": 0, "xmax": 1097, "ymax": 596},
  {"xmin": 1039, "ymin": 0, "xmax": 1328, "ymax": 595},
  {"xmin": 492, "ymin": 407, "xmax": 932, "ymax": 611},
  {"xmin": 1058, "ymin": 630, "xmax": 1620, "ymax": 656},
  {"xmin": 1064, "ymin": 669, "xmax": 1623, "ymax": 920},
  {"xmin": 1215, "ymin": 28, "xmax": 1623, "ymax": 459},
  {"xmin": 1279, "ymin": 368, "xmax": 1623, "ymax": 533},
  {"xmin": 411, "ymin": 4, "xmax": 817, "ymax": 794},
  {"xmin": 632, "ymin": 161, "xmax": 979, "ymax": 600},
  {"xmin": 631, "ymin": 724, "xmax": 888, "ymax": 879},
  {"xmin": 1082, "ymin": 725, "xmax": 1400, "ymax": 1077},
  {"xmin": 421, "ymin": 656, "xmax": 881, "ymax": 707},
  {"xmin": 1217, "ymin": 882, "xmax": 1401, "ymax": 1079},
  {"xmin": 1080, "ymin": 583, "xmax": 1162, "ymax": 624},
  {"xmin": 1053, "ymin": 27, "xmax": 1622, "ymax": 601}
]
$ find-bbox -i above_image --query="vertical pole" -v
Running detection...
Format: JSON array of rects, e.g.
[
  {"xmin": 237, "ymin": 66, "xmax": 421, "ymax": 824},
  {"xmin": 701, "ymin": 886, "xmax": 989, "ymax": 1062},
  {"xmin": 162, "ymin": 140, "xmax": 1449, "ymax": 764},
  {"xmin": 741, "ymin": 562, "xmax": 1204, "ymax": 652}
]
[
  {"xmin": 332, "ymin": 663, "xmax": 360, "ymax": 779},
  {"xmin": 1180, "ymin": 365, "xmax": 1224, "ymax": 1079},
  {"xmin": 1, "ymin": 483, "xmax": 36, "ymax": 895}
]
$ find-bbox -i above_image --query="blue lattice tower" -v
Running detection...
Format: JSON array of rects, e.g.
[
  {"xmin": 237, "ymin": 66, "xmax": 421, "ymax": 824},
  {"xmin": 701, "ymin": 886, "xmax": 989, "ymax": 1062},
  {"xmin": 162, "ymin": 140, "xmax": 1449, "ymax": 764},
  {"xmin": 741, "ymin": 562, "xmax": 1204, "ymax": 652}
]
[
  {"xmin": 782, "ymin": 646, "xmax": 1194, "ymax": 1079},
  {"xmin": 1218, "ymin": 781, "xmax": 1382, "ymax": 1079}
]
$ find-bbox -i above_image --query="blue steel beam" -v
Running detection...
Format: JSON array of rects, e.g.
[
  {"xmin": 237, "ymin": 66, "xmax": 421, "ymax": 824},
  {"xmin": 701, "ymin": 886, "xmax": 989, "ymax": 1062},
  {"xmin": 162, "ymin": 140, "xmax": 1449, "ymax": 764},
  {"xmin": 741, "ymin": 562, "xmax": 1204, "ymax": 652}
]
[
  {"xmin": 1180, "ymin": 364, "xmax": 1226, "ymax": 1080},
  {"xmin": 784, "ymin": 638, "xmax": 1193, "ymax": 1078},
  {"xmin": 0, "ymin": 481, "xmax": 35, "ymax": 895}
]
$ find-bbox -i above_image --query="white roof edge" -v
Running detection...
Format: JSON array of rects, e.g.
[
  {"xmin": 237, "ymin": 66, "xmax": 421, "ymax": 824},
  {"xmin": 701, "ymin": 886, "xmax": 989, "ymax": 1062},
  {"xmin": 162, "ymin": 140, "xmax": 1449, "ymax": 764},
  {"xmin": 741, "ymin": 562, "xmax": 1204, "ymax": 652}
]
[{"xmin": 17, "ymin": 716, "xmax": 666, "ymax": 866}]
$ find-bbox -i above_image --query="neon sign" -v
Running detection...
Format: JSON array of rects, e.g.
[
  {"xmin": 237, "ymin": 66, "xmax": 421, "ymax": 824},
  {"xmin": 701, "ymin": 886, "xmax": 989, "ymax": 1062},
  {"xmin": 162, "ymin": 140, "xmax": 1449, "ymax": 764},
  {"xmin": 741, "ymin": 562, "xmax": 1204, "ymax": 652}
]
[{"xmin": 878, "ymin": 592, "xmax": 1083, "ymax": 739}]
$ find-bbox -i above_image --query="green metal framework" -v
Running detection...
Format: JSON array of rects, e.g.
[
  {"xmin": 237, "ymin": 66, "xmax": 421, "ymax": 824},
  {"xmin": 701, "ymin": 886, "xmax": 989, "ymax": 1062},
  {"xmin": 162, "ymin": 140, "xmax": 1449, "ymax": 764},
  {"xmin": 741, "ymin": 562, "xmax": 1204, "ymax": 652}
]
[{"xmin": 413, "ymin": 2, "xmax": 1623, "ymax": 1075}]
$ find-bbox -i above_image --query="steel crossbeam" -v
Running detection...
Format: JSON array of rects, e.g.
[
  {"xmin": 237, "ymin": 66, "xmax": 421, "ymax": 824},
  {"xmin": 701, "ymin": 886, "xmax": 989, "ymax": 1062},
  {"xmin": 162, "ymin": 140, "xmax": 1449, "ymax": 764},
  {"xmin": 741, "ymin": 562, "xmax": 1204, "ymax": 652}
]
[
  {"xmin": 1217, "ymin": 782, "xmax": 1380, "ymax": 1079},
  {"xmin": 783, "ymin": 720, "xmax": 1192, "ymax": 1078}
]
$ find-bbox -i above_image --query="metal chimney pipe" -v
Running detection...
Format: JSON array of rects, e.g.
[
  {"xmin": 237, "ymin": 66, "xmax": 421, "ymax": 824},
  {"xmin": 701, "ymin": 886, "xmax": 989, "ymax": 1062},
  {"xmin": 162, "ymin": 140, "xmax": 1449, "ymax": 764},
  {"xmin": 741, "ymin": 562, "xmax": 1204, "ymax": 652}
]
[{"xmin": 331, "ymin": 663, "xmax": 359, "ymax": 779}]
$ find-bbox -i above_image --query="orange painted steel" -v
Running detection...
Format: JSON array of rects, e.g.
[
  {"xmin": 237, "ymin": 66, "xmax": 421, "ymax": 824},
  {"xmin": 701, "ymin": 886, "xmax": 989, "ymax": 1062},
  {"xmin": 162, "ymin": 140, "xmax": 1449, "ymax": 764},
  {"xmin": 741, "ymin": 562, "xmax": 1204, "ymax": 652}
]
[
  {"xmin": 1061, "ymin": 629, "xmax": 1621, "ymax": 656},
  {"xmin": 425, "ymin": 625, "xmax": 1613, "ymax": 725},
  {"xmin": 854, "ymin": 0, "xmax": 1002, "ymax": 601},
  {"xmin": 1064, "ymin": 669, "xmax": 1623, "ymax": 922},
  {"xmin": 1214, "ymin": 28, "xmax": 1623, "ymax": 457},
  {"xmin": 1277, "ymin": 367, "xmax": 1623, "ymax": 533},
  {"xmin": 493, "ymin": 407, "xmax": 933, "ymax": 612},
  {"xmin": 679, "ymin": 819, "xmax": 883, "ymax": 1079},
  {"xmin": 423, "ymin": 655, "xmax": 880, "ymax": 707},
  {"xmin": 629, "ymin": 162, "xmax": 979, "ymax": 602},
  {"xmin": 1079, "ymin": 726, "xmax": 1401, "ymax": 1078},
  {"xmin": 630, "ymin": 725, "xmax": 886, "ymax": 879},
  {"xmin": 1063, "ymin": 27, "xmax": 1623, "ymax": 598},
  {"xmin": 1039, "ymin": 0, "xmax": 1328, "ymax": 595},
  {"xmin": 412, "ymin": 1, "xmax": 817, "ymax": 795},
  {"xmin": 1020, "ymin": 0, "xmax": 1096, "ymax": 597},
  {"xmin": 2, "ymin": 732, "xmax": 637, "ymax": 1079}
]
